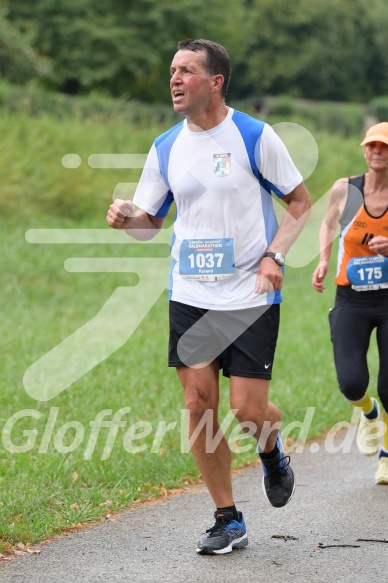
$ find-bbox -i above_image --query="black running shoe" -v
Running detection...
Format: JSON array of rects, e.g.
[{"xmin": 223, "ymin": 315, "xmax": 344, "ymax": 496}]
[
  {"xmin": 196, "ymin": 511, "xmax": 248, "ymax": 555},
  {"xmin": 260, "ymin": 435, "xmax": 295, "ymax": 508}
]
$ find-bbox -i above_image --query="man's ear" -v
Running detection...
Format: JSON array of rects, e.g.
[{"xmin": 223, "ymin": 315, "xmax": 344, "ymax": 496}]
[{"xmin": 212, "ymin": 74, "xmax": 224, "ymax": 92}]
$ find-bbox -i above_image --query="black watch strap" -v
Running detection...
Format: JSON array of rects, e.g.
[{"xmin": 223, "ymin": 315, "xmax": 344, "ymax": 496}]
[{"xmin": 263, "ymin": 251, "xmax": 285, "ymax": 266}]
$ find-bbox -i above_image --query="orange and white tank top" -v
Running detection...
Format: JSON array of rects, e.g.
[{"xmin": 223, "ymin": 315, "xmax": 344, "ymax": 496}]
[{"xmin": 336, "ymin": 174, "xmax": 388, "ymax": 286}]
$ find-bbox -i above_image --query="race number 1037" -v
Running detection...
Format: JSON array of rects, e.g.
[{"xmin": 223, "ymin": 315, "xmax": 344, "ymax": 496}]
[{"xmin": 179, "ymin": 238, "xmax": 235, "ymax": 281}]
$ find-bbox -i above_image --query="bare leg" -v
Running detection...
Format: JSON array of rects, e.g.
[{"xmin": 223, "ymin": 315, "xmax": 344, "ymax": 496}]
[
  {"xmin": 230, "ymin": 376, "xmax": 281, "ymax": 452},
  {"xmin": 176, "ymin": 362, "xmax": 234, "ymax": 508}
]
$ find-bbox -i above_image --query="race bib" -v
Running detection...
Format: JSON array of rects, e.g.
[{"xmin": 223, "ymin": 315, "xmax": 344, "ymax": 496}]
[
  {"xmin": 179, "ymin": 238, "xmax": 235, "ymax": 281},
  {"xmin": 346, "ymin": 255, "xmax": 388, "ymax": 291}
]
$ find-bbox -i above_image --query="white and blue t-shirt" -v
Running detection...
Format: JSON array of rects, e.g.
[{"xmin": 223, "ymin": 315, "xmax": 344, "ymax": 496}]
[{"xmin": 133, "ymin": 108, "xmax": 302, "ymax": 310}]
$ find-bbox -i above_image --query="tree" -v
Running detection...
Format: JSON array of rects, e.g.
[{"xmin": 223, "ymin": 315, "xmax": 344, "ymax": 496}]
[
  {"xmin": 239, "ymin": 0, "xmax": 388, "ymax": 102},
  {"xmin": 3, "ymin": 0, "xmax": 247, "ymax": 101},
  {"xmin": 0, "ymin": 3, "xmax": 50, "ymax": 84},
  {"xmin": 2, "ymin": 0, "xmax": 388, "ymax": 103}
]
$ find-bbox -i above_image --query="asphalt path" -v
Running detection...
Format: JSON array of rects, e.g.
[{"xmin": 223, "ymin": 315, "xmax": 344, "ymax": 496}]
[{"xmin": 1, "ymin": 426, "xmax": 387, "ymax": 583}]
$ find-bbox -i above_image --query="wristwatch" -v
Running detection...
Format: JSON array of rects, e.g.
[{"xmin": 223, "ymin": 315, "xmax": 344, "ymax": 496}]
[{"xmin": 263, "ymin": 252, "xmax": 286, "ymax": 266}]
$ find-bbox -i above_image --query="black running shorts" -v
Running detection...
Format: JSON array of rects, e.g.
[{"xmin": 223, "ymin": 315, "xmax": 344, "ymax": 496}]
[{"xmin": 168, "ymin": 300, "xmax": 280, "ymax": 379}]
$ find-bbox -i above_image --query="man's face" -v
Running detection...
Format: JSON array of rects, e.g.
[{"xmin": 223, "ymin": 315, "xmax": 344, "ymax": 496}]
[{"xmin": 170, "ymin": 49, "xmax": 214, "ymax": 118}]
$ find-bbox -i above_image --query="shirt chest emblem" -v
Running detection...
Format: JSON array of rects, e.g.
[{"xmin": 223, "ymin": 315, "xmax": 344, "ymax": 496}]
[{"xmin": 213, "ymin": 153, "xmax": 231, "ymax": 177}]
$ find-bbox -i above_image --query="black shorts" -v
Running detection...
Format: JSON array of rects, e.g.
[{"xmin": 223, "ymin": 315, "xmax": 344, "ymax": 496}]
[{"xmin": 168, "ymin": 300, "xmax": 280, "ymax": 379}]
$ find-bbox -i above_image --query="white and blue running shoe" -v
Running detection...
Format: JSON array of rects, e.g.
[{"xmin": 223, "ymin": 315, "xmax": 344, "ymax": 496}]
[{"xmin": 196, "ymin": 511, "xmax": 248, "ymax": 555}]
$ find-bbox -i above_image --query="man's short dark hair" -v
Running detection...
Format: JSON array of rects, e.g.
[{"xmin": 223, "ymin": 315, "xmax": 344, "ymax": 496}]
[{"xmin": 177, "ymin": 39, "xmax": 231, "ymax": 99}]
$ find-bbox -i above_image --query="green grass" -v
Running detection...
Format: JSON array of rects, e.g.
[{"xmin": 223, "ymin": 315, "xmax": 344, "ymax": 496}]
[{"xmin": 0, "ymin": 108, "xmax": 378, "ymax": 553}]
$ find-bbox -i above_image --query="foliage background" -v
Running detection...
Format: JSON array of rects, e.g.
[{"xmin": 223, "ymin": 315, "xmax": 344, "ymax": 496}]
[{"xmin": 1, "ymin": 0, "xmax": 388, "ymax": 103}]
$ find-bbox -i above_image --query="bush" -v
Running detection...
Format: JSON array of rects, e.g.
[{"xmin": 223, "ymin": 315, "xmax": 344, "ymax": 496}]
[
  {"xmin": 260, "ymin": 96, "xmax": 366, "ymax": 137},
  {"xmin": 369, "ymin": 97, "xmax": 388, "ymax": 121},
  {"xmin": 0, "ymin": 80, "xmax": 179, "ymax": 127}
]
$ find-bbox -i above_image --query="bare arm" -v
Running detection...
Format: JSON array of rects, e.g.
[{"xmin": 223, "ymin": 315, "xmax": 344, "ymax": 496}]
[
  {"xmin": 256, "ymin": 181, "xmax": 311, "ymax": 293},
  {"xmin": 369, "ymin": 235, "xmax": 388, "ymax": 256},
  {"xmin": 106, "ymin": 198, "xmax": 164, "ymax": 241},
  {"xmin": 311, "ymin": 178, "xmax": 348, "ymax": 292}
]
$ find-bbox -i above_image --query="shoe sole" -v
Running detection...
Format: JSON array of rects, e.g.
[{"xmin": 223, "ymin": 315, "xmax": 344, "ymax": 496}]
[
  {"xmin": 262, "ymin": 475, "xmax": 295, "ymax": 508},
  {"xmin": 358, "ymin": 446, "xmax": 380, "ymax": 457},
  {"xmin": 375, "ymin": 476, "xmax": 388, "ymax": 485},
  {"xmin": 196, "ymin": 534, "xmax": 248, "ymax": 555}
]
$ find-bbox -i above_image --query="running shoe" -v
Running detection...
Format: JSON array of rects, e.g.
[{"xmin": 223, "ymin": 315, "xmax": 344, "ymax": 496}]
[
  {"xmin": 375, "ymin": 456, "xmax": 388, "ymax": 485},
  {"xmin": 357, "ymin": 398, "xmax": 380, "ymax": 456},
  {"xmin": 260, "ymin": 434, "xmax": 295, "ymax": 508},
  {"xmin": 196, "ymin": 511, "xmax": 248, "ymax": 555}
]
